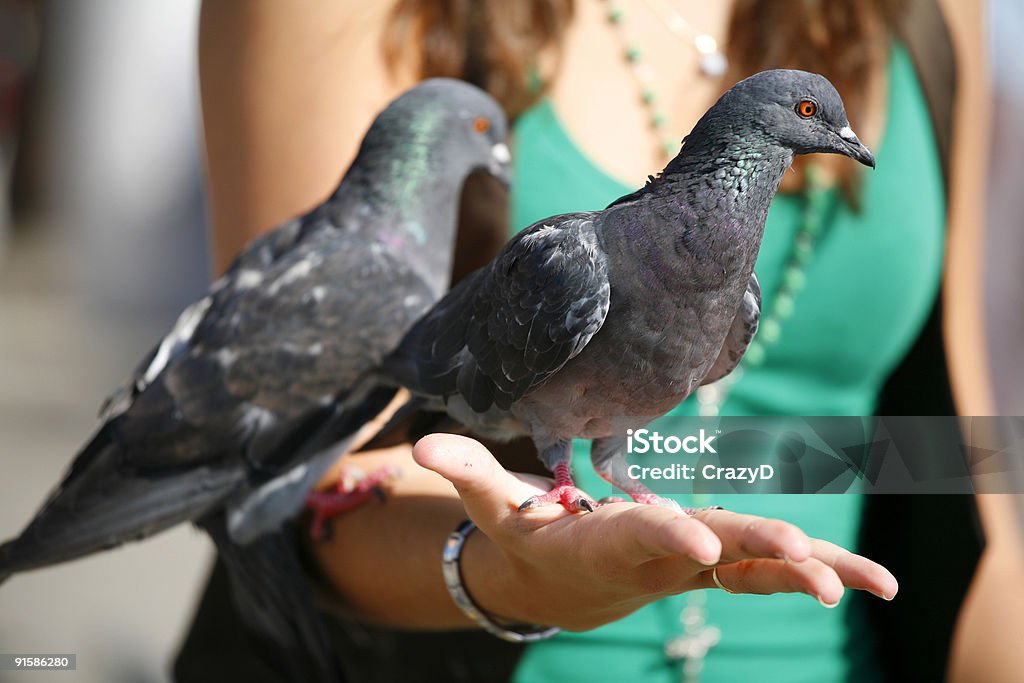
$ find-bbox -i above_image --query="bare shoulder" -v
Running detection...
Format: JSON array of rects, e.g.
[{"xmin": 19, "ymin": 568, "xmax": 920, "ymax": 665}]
[
  {"xmin": 935, "ymin": 0, "xmax": 989, "ymax": 102},
  {"xmin": 200, "ymin": 0, "xmax": 415, "ymax": 269}
]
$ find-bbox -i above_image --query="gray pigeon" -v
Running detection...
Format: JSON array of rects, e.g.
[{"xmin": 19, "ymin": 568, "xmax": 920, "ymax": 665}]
[
  {"xmin": 0, "ymin": 79, "xmax": 510, "ymax": 681},
  {"xmin": 383, "ymin": 70, "xmax": 874, "ymax": 512}
]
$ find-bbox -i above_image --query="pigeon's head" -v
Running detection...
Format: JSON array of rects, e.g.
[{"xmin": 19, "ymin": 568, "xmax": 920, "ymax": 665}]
[
  {"xmin": 375, "ymin": 78, "xmax": 512, "ymax": 186},
  {"xmin": 716, "ymin": 69, "xmax": 875, "ymax": 168}
]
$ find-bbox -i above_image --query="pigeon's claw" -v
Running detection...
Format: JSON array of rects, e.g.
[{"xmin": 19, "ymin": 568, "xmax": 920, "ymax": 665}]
[
  {"xmin": 518, "ymin": 486, "xmax": 597, "ymax": 513},
  {"xmin": 306, "ymin": 464, "xmax": 401, "ymax": 540}
]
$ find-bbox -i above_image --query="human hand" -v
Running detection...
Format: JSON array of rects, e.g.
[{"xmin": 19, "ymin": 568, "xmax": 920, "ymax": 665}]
[{"xmin": 414, "ymin": 433, "xmax": 898, "ymax": 632}]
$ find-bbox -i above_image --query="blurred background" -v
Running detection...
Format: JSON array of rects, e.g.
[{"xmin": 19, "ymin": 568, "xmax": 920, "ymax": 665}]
[
  {"xmin": 0, "ymin": 1, "xmax": 1020, "ymax": 682},
  {"xmin": 0, "ymin": 2, "xmax": 210, "ymax": 682}
]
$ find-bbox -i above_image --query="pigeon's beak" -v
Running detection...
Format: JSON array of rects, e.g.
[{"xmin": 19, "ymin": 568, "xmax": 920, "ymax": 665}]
[
  {"xmin": 489, "ymin": 142, "xmax": 514, "ymax": 187},
  {"xmin": 836, "ymin": 126, "xmax": 875, "ymax": 169}
]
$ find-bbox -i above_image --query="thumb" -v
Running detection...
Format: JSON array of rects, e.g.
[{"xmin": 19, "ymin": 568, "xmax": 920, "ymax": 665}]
[{"xmin": 412, "ymin": 433, "xmax": 545, "ymax": 531}]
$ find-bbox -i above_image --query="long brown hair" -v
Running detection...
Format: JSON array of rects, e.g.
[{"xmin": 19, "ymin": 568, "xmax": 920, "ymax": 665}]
[
  {"xmin": 383, "ymin": 0, "xmax": 908, "ymax": 195},
  {"xmin": 383, "ymin": 1, "xmax": 575, "ymax": 119},
  {"xmin": 725, "ymin": 0, "xmax": 907, "ymax": 196}
]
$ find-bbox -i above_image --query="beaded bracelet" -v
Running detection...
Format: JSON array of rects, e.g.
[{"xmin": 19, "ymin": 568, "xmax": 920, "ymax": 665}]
[{"xmin": 441, "ymin": 519, "xmax": 562, "ymax": 643}]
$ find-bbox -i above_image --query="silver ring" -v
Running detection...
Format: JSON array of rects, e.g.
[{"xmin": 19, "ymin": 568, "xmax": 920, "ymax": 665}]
[{"xmin": 712, "ymin": 566, "xmax": 735, "ymax": 593}]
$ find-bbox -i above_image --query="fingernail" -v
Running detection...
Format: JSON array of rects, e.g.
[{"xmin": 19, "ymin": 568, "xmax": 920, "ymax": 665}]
[
  {"xmin": 871, "ymin": 585, "xmax": 897, "ymax": 601},
  {"xmin": 817, "ymin": 595, "xmax": 841, "ymax": 609}
]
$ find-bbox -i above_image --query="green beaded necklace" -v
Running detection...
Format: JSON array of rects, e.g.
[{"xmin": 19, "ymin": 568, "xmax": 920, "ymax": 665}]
[{"xmin": 600, "ymin": 0, "xmax": 728, "ymax": 161}]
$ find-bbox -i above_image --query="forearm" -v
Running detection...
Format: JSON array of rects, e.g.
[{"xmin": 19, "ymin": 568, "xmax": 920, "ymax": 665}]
[
  {"xmin": 948, "ymin": 494, "xmax": 1024, "ymax": 682},
  {"xmin": 308, "ymin": 435, "xmax": 899, "ymax": 636},
  {"xmin": 308, "ymin": 445, "xmax": 518, "ymax": 630},
  {"xmin": 948, "ymin": 545, "xmax": 1024, "ymax": 683}
]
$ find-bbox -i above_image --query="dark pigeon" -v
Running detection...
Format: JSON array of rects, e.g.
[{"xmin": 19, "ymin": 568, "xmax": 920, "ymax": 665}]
[
  {"xmin": 0, "ymin": 79, "xmax": 510, "ymax": 682},
  {"xmin": 383, "ymin": 70, "xmax": 874, "ymax": 512}
]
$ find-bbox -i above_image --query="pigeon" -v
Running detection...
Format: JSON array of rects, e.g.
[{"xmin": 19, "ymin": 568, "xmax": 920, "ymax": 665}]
[
  {"xmin": 381, "ymin": 70, "xmax": 875, "ymax": 512},
  {"xmin": 0, "ymin": 78, "xmax": 510, "ymax": 681}
]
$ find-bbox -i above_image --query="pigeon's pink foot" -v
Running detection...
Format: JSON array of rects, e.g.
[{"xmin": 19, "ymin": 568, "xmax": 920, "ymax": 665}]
[
  {"xmin": 680, "ymin": 505, "xmax": 724, "ymax": 515},
  {"xmin": 630, "ymin": 493, "xmax": 685, "ymax": 513},
  {"xmin": 598, "ymin": 495, "xmax": 629, "ymax": 505},
  {"xmin": 627, "ymin": 493, "xmax": 721, "ymax": 515},
  {"xmin": 306, "ymin": 464, "xmax": 401, "ymax": 540},
  {"xmin": 519, "ymin": 485, "xmax": 596, "ymax": 513},
  {"xmin": 519, "ymin": 462, "xmax": 596, "ymax": 513}
]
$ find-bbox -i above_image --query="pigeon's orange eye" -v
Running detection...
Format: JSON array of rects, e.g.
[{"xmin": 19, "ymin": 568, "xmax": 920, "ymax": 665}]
[
  {"xmin": 473, "ymin": 117, "xmax": 491, "ymax": 133},
  {"xmin": 796, "ymin": 100, "xmax": 818, "ymax": 118}
]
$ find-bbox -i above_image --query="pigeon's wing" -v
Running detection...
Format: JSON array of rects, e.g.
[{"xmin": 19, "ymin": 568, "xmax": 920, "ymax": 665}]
[
  {"xmin": 98, "ymin": 214, "xmax": 332, "ymax": 423},
  {"xmin": 701, "ymin": 272, "xmax": 761, "ymax": 385},
  {"xmin": 0, "ymin": 421, "xmax": 246, "ymax": 584},
  {"xmin": 0, "ymin": 220, "xmax": 434, "ymax": 582},
  {"xmin": 113, "ymin": 224, "xmax": 432, "ymax": 474},
  {"xmin": 396, "ymin": 214, "xmax": 611, "ymax": 413}
]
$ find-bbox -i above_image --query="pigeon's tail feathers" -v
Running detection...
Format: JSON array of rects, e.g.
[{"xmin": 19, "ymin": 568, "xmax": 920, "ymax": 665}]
[
  {"xmin": 224, "ymin": 384, "xmax": 400, "ymax": 545},
  {"xmin": 0, "ymin": 423, "xmax": 243, "ymax": 581},
  {"xmin": 203, "ymin": 515, "xmax": 343, "ymax": 682}
]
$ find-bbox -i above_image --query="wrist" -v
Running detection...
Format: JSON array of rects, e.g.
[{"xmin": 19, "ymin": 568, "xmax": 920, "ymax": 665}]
[
  {"xmin": 451, "ymin": 521, "xmax": 560, "ymax": 640},
  {"xmin": 459, "ymin": 523, "xmax": 525, "ymax": 623}
]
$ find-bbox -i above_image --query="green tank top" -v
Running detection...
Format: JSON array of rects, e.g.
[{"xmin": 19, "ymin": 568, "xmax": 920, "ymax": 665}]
[{"xmin": 507, "ymin": 44, "xmax": 945, "ymax": 683}]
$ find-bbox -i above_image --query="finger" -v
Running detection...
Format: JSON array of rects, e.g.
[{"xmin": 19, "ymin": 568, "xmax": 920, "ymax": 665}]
[
  {"xmin": 810, "ymin": 538, "xmax": 898, "ymax": 601},
  {"xmin": 411, "ymin": 433, "xmax": 550, "ymax": 531},
  {"xmin": 693, "ymin": 509, "xmax": 812, "ymax": 564},
  {"xmin": 698, "ymin": 557, "xmax": 845, "ymax": 606},
  {"xmin": 602, "ymin": 504, "xmax": 722, "ymax": 566}
]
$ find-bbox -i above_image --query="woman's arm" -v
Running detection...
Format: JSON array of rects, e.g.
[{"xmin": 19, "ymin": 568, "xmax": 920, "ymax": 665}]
[
  {"xmin": 938, "ymin": 0, "xmax": 995, "ymax": 415},
  {"xmin": 311, "ymin": 434, "xmax": 897, "ymax": 631},
  {"xmin": 198, "ymin": 0, "xmax": 414, "ymax": 273},
  {"xmin": 939, "ymin": 1, "xmax": 1024, "ymax": 680},
  {"xmin": 949, "ymin": 494, "xmax": 1024, "ymax": 683}
]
